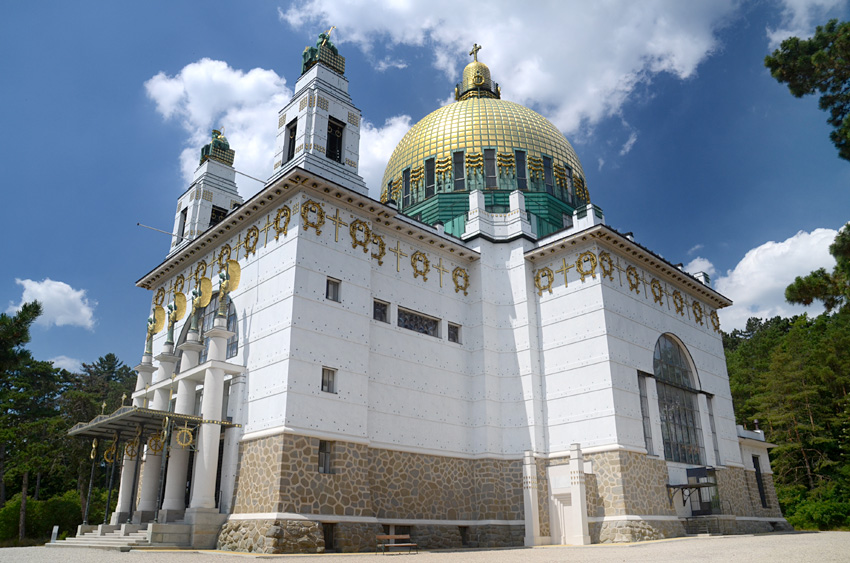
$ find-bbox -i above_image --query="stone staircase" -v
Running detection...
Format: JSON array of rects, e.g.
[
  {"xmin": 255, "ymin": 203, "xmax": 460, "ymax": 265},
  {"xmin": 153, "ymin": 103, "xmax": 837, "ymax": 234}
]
[
  {"xmin": 46, "ymin": 509, "xmax": 227, "ymax": 551},
  {"xmin": 47, "ymin": 525, "xmax": 152, "ymax": 551}
]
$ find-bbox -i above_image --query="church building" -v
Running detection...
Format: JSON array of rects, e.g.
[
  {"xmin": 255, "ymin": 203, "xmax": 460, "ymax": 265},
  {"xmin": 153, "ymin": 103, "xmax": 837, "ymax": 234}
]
[{"xmin": 68, "ymin": 34, "xmax": 789, "ymax": 552}]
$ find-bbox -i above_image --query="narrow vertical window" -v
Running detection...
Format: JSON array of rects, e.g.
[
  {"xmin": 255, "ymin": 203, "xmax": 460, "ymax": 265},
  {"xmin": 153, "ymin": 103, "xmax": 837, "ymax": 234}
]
[
  {"xmin": 326, "ymin": 118, "xmax": 344, "ymax": 163},
  {"xmin": 543, "ymin": 156, "xmax": 554, "ymax": 195},
  {"xmin": 564, "ymin": 166, "xmax": 574, "ymax": 204},
  {"xmin": 386, "ymin": 181, "xmax": 394, "ymax": 203},
  {"xmin": 321, "ymin": 367, "xmax": 336, "ymax": 393},
  {"xmin": 638, "ymin": 371, "xmax": 654, "ymax": 455},
  {"xmin": 484, "ymin": 148, "xmax": 497, "ymax": 189},
  {"xmin": 448, "ymin": 323, "xmax": 461, "ymax": 344},
  {"xmin": 515, "ymin": 150, "xmax": 528, "ymax": 191},
  {"xmin": 286, "ymin": 118, "xmax": 298, "ymax": 162},
  {"xmin": 753, "ymin": 455, "xmax": 768, "ymax": 508},
  {"xmin": 453, "ymin": 151, "xmax": 465, "ymax": 191},
  {"xmin": 322, "ymin": 523, "xmax": 336, "ymax": 552},
  {"xmin": 177, "ymin": 207, "xmax": 188, "ymax": 239},
  {"xmin": 402, "ymin": 168, "xmax": 411, "ymax": 208},
  {"xmin": 318, "ymin": 440, "xmax": 332, "ymax": 473},
  {"xmin": 707, "ymin": 396, "xmax": 721, "ymax": 465},
  {"xmin": 425, "ymin": 158, "xmax": 436, "ymax": 198},
  {"xmin": 326, "ymin": 278, "xmax": 340, "ymax": 302}
]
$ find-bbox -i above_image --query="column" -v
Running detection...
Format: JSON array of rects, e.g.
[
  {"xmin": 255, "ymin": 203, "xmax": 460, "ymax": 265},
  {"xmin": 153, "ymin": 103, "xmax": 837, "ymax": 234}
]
[
  {"xmin": 566, "ymin": 443, "xmax": 590, "ymax": 545},
  {"xmin": 188, "ymin": 316, "xmax": 233, "ymax": 511},
  {"xmin": 136, "ymin": 344, "xmax": 179, "ymax": 522},
  {"xmin": 522, "ymin": 451, "xmax": 542, "ymax": 546},
  {"xmin": 111, "ymin": 360, "xmax": 155, "ymax": 524},
  {"xmin": 218, "ymin": 373, "xmax": 246, "ymax": 514},
  {"xmin": 160, "ymin": 332, "xmax": 203, "ymax": 521}
]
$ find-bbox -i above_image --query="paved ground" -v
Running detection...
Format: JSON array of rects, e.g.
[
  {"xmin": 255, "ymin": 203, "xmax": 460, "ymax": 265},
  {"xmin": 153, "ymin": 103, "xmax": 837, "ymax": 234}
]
[{"xmin": 2, "ymin": 532, "xmax": 849, "ymax": 562}]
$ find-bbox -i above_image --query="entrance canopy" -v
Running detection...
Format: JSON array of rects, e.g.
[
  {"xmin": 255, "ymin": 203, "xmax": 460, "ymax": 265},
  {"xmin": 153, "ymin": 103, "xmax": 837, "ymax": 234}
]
[{"xmin": 68, "ymin": 405, "xmax": 239, "ymax": 439}]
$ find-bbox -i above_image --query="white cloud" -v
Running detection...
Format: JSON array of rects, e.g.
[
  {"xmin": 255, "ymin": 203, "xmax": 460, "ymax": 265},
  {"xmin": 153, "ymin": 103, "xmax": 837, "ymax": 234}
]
[
  {"xmin": 619, "ymin": 131, "xmax": 638, "ymax": 156},
  {"xmin": 50, "ymin": 355, "xmax": 82, "ymax": 372},
  {"xmin": 375, "ymin": 57, "xmax": 408, "ymax": 72},
  {"xmin": 280, "ymin": 0, "xmax": 739, "ymax": 135},
  {"xmin": 7, "ymin": 278, "xmax": 96, "ymax": 330},
  {"xmin": 685, "ymin": 256, "xmax": 717, "ymax": 279},
  {"xmin": 687, "ymin": 244, "xmax": 704, "ymax": 255},
  {"xmin": 767, "ymin": 0, "xmax": 846, "ymax": 49},
  {"xmin": 359, "ymin": 115, "xmax": 413, "ymax": 197},
  {"xmin": 145, "ymin": 58, "xmax": 292, "ymax": 197},
  {"xmin": 713, "ymin": 228, "xmax": 837, "ymax": 330},
  {"xmin": 597, "ymin": 158, "xmax": 605, "ymax": 171}
]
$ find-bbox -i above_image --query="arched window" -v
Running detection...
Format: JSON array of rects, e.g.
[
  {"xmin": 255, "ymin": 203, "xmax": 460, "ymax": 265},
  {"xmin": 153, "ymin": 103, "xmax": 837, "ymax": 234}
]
[
  {"xmin": 175, "ymin": 292, "xmax": 238, "ymax": 372},
  {"xmin": 653, "ymin": 334, "xmax": 704, "ymax": 465}
]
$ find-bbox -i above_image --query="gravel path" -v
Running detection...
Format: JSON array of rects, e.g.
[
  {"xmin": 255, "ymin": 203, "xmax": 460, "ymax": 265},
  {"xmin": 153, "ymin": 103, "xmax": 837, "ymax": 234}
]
[{"xmin": 2, "ymin": 532, "xmax": 849, "ymax": 563}]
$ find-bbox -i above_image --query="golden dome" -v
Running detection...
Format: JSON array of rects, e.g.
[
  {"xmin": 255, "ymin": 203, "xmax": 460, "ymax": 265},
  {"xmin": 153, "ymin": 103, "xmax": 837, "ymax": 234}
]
[{"xmin": 381, "ymin": 96, "xmax": 585, "ymax": 197}]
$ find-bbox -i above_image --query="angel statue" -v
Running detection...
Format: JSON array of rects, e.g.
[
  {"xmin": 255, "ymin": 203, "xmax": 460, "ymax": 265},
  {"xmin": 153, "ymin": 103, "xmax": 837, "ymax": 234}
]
[
  {"xmin": 190, "ymin": 286, "xmax": 203, "ymax": 333},
  {"xmin": 217, "ymin": 266, "xmax": 231, "ymax": 319},
  {"xmin": 166, "ymin": 302, "xmax": 178, "ymax": 345},
  {"xmin": 145, "ymin": 314, "xmax": 156, "ymax": 355}
]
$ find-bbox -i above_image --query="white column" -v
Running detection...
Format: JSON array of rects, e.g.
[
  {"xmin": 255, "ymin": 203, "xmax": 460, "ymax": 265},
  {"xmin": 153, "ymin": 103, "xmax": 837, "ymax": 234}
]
[
  {"xmin": 697, "ymin": 393, "xmax": 714, "ymax": 466},
  {"xmin": 161, "ymin": 335, "xmax": 203, "ymax": 518},
  {"xmin": 111, "ymin": 360, "xmax": 155, "ymax": 524},
  {"xmin": 188, "ymin": 317, "xmax": 232, "ymax": 510},
  {"xmin": 523, "ymin": 451, "xmax": 542, "ymax": 546},
  {"xmin": 219, "ymin": 373, "xmax": 245, "ymax": 514},
  {"xmin": 136, "ymin": 345, "xmax": 179, "ymax": 520},
  {"xmin": 645, "ymin": 377, "xmax": 664, "ymax": 458},
  {"xmin": 566, "ymin": 444, "xmax": 590, "ymax": 545}
]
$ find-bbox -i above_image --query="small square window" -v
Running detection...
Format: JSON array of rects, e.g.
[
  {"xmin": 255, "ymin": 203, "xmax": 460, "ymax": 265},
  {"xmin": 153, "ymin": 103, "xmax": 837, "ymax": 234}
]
[
  {"xmin": 373, "ymin": 300, "xmax": 389, "ymax": 323},
  {"xmin": 326, "ymin": 278, "xmax": 340, "ymax": 302},
  {"xmin": 318, "ymin": 440, "xmax": 332, "ymax": 474},
  {"xmin": 448, "ymin": 323, "xmax": 461, "ymax": 344},
  {"xmin": 322, "ymin": 367, "xmax": 336, "ymax": 393}
]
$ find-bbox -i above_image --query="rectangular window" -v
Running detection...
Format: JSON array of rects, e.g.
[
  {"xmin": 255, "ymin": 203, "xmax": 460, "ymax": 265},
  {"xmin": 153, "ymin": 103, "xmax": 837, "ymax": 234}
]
[
  {"xmin": 543, "ymin": 156, "xmax": 555, "ymax": 195},
  {"xmin": 398, "ymin": 307, "xmax": 439, "ymax": 337},
  {"xmin": 453, "ymin": 151, "xmax": 465, "ymax": 191},
  {"xmin": 753, "ymin": 455, "xmax": 769, "ymax": 508},
  {"xmin": 448, "ymin": 323, "xmax": 461, "ymax": 344},
  {"xmin": 326, "ymin": 117, "xmax": 344, "ymax": 162},
  {"xmin": 373, "ymin": 300, "xmax": 389, "ymax": 323},
  {"xmin": 286, "ymin": 118, "xmax": 298, "ymax": 162},
  {"xmin": 209, "ymin": 205, "xmax": 227, "ymax": 228},
  {"xmin": 326, "ymin": 278, "xmax": 340, "ymax": 302},
  {"xmin": 402, "ymin": 168, "xmax": 411, "ymax": 208},
  {"xmin": 638, "ymin": 372, "xmax": 654, "ymax": 455},
  {"xmin": 177, "ymin": 207, "xmax": 188, "ymax": 239},
  {"xmin": 484, "ymin": 148, "xmax": 497, "ymax": 189},
  {"xmin": 425, "ymin": 158, "xmax": 435, "ymax": 198},
  {"xmin": 515, "ymin": 150, "xmax": 528, "ymax": 191},
  {"xmin": 564, "ymin": 166, "xmax": 574, "ymax": 204},
  {"xmin": 321, "ymin": 367, "xmax": 336, "ymax": 393},
  {"xmin": 318, "ymin": 440, "xmax": 332, "ymax": 474},
  {"xmin": 386, "ymin": 181, "xmax": 393, "ymax": 203}
]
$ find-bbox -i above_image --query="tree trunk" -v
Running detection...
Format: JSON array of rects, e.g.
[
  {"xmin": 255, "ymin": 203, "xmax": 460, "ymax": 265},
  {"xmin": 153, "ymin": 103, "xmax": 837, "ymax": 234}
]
[
  {"xmin": 34, "ymin": 472, "xmax": 41, "ymax": 501},
  {"xmin": 19, "ymin": 471, "xmax": 28, "ymax": 542}
]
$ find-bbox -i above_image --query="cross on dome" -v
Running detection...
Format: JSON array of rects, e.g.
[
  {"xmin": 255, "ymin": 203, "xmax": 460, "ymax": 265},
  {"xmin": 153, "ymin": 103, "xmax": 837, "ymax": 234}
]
[{"xmin": 469, "ymin": 43, "xmax": 481, "ymax": 61}]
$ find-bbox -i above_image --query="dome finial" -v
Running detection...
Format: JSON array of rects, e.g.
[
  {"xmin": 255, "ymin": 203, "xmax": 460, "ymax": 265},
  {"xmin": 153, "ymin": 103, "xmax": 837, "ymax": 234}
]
[{"xmin": 469, "ymin": 43, "xmax": 482, "ymax": 62}]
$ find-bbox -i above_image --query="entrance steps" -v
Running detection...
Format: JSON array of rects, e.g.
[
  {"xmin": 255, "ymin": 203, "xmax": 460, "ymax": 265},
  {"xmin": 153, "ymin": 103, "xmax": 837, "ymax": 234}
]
[{"xmin": 46, "ymin": 522, "xmax": 193, "ymax": 551}]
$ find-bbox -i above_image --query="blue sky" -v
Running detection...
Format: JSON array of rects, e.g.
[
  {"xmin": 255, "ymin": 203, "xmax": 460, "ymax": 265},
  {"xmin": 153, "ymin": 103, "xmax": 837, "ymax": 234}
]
[{"xmin": 2, "ymin": 0, "xmax": 849, "ymax": 372}]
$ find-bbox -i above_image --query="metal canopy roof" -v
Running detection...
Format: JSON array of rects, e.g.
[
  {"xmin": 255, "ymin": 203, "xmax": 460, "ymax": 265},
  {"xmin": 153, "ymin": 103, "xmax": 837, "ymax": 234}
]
[{"xmin": 68, "ymin": 406, "xmax": 239, "ymax": 440}]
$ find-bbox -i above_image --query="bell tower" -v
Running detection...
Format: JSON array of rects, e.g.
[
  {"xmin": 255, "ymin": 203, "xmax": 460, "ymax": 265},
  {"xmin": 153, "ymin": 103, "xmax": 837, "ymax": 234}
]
[
  {"xmin": 271, "ymin": 28, "xmax": 367, "ymax": 195},
  {"xmin": 169, "ymin": 130, "xmax": 243, "ymax": 255}
]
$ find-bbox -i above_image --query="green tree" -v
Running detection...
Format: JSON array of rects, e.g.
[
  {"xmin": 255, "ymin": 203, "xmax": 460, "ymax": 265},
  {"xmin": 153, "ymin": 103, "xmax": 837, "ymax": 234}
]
[
  {"xmin": 0, "ymin": 302, "xmax": 42, "ymax": 509},
  {"xmin": 59, "ymin": 353, "xmax": 135, "ymax": 518},
  {"xmin": 765, "ymin": 19, "xmax": 850, "ymax": 162},
  {"xmin": 786, "ymin": 223, "xmax": 850, "ymax": 311}
]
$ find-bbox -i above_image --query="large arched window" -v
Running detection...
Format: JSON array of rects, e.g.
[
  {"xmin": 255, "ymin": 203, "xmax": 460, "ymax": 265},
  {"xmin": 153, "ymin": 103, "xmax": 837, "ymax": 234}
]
[
  {"xmin": 176, "ymin": 292, "xmax": 238, "ymax": 372},
  {"xmin": 653, "ymin": 334, "xmax": 704, "ymax": 465}
]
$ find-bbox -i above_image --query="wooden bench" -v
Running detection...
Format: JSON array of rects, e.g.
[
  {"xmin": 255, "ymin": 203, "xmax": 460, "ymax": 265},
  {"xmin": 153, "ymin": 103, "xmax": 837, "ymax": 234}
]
[{"xmin": 376, "ymin": 534, "xmax": 418, "ymax": 554}]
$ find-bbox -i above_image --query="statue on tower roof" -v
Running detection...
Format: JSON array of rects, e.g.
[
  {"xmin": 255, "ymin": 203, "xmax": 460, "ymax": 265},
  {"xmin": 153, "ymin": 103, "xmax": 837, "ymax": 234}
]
[
  {"xmin": 200, "ymin": 128, "xmax": 235, "ymax": 166},
  {"xmin": 301, "ymin": 27, "xmax": 345, "ymax": 76}
]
